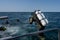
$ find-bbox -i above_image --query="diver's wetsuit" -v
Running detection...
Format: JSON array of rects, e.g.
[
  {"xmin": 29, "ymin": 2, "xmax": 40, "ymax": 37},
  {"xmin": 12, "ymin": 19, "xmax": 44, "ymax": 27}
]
[{"xmin": 29, "ymin": 12, "xmax": 45, "ymax": 40}]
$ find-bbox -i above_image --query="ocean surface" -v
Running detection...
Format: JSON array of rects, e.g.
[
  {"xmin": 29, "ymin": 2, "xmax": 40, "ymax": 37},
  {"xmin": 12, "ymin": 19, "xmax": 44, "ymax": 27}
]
[{"xmin": 0, "ymin": 12, "xmax": 60, "ymax": 40}]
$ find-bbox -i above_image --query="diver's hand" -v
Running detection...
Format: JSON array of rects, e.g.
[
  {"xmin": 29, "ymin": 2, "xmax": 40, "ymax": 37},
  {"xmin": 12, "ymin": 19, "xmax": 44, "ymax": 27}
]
[{"xmin": 29, "ymin": 17, "xmax": 33, "ymax": 24}]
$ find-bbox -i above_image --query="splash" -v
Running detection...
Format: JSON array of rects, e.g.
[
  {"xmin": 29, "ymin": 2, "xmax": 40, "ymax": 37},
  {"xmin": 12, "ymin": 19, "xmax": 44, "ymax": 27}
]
[{"xmin": 6, "ymin": 26, "xmax": 19, "ymax": 36}]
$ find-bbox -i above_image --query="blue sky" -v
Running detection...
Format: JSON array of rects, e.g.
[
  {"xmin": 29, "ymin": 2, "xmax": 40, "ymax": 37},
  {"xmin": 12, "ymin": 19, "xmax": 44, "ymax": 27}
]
[{"xmin": 0, "ymin": 0, "xmax": 60, "ymax": 12}]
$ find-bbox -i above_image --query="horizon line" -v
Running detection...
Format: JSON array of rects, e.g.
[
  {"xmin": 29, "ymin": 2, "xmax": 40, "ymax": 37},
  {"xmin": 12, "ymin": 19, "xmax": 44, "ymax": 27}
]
[{"xmin": 0, "ymin": 11, "xmax": 60, "ymax": 12}]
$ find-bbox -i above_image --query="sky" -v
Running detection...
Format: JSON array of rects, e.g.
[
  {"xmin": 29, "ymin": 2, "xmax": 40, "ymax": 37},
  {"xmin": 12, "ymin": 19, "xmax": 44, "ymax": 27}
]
[{"xmin": 0, "ymin": 0, "xmax": 60, "ymax": 12}]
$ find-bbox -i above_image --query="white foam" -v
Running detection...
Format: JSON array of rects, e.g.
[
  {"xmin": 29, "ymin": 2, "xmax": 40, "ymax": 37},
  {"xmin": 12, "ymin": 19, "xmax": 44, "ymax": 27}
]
[
  {"xmin": 6, "ymin": 26, "xmax": 19, "ymax": 35},
  {"xmin": 0, "ymin": 36, "xmax": 12, "ymax": 40}
]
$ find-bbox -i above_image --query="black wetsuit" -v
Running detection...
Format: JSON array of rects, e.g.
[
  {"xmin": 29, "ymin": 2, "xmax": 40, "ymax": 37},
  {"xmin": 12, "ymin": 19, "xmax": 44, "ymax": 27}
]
[{"xmin": 30, "ymin": 13, "xmax": 45, "ymax": 39}]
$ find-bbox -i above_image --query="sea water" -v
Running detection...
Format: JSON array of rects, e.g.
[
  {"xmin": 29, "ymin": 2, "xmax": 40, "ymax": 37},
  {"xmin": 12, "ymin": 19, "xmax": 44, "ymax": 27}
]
[{"xmin": 0, "ymin": 12, "xmax": 60, "ymax": 40}]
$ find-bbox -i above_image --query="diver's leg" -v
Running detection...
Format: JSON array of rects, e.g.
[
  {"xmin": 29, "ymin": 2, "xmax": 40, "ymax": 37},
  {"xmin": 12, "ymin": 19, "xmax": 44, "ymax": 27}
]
[
  {"xmin": 39, "ymin": 27, "xmax": 45, "ymax": 40},
  {"xmin": 37, "ymin": 23, "xmax": 45, "ymax": 40}
]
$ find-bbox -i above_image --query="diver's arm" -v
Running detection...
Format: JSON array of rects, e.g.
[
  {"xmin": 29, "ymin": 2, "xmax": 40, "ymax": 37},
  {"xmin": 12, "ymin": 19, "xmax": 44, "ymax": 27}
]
[
  {"xmin": 29, "ymin": 16, "xmax": 33, "ymax": 24},
  {"xmin": 29, "ymin": 13, "xmax": 36, "ymax": 24}
]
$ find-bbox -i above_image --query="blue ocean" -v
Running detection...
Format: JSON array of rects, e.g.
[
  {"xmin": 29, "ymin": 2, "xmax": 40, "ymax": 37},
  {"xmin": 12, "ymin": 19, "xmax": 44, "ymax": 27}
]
[{"xmin": 0, "ymin": 12, "xmax": 60, "ymax": 40}]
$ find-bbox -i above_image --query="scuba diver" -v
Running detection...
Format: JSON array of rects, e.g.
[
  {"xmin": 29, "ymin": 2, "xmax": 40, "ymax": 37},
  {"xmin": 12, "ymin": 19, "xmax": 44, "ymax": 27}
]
[{"xmin": 29, "ymin": 10, "xmax": 48, "ymax": 40}]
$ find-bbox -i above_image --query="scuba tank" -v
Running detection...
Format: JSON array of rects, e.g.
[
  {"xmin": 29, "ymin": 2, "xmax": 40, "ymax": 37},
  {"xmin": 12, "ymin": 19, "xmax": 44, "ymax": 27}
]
[
  {"xmin": 40, "ymin": 19, "xmax": 48, "ymax": 26},
  {"xmin": 29, "ymin": 10, "xmax": 48, "ymax": 26},
  {"xmin": 35, "ymin": 10, "xmax": 48, "ymax": 26}
]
